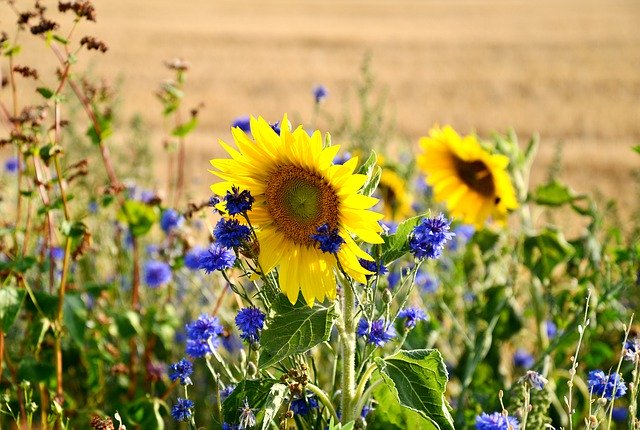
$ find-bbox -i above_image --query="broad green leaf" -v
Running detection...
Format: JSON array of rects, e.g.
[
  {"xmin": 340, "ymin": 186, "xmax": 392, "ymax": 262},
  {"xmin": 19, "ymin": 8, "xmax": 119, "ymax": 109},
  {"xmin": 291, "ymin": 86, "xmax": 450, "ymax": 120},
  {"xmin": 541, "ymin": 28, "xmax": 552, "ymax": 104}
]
[
  {"xmin": 258, "ymin": 295, "xmax": 335, "ymax": 367},
  {"xmin": 222, "ymin": 379, "xmax": 279, "ymax": 425},
  {"xmin": 375, "ymin": 349, "xmax": 454, "ymax": 430},
  {"xmin": 117, "ymin": 200, "xmax": 159, "ymax": 237},
  {"xmin": 378, "ymin": 215, "xmax": 423, "ymax": 264},
  {"xmin": 523, "ymin": 229, "xmax": 574, "ymax": 280},
  {"xmin": 18, "ymin": 357, "xmax": 55, "ymax": 383},
  {"xmin": 370, "ymin": 376, "xmax": 438, "ymax": 430},
  {"xmin": 171, "ymin": 117, "xmax": 198, "ymax": 137},
  {"xmin": 357, "ymin": 150, "xmax": 378, "ymax": 177},
  {"xmin": 0, "ymin": 287, "xmax": 26, "ymax": 331},
  {"xmin": 0, "ymin": 256, "xmax": 37, "ymax": 274},
  {"xmin": 115, "ymin": 310, "xmax": 143, "ymax": 339},
  {"xmin": 260, "ymin": 383, "xmax": 287, "ymax": 430},
  {"xmin": 531, "ymin": 180, "xmax": 574, "ymax": 206},
  {"xmin": 63, "ymin": 294, "xmax": 87, "ymax": 346}
]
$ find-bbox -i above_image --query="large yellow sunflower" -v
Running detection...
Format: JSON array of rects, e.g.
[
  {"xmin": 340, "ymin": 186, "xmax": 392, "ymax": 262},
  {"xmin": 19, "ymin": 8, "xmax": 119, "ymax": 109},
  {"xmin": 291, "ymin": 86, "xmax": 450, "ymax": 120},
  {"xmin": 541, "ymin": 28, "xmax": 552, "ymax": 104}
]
[
  {"xmin": 210, "ymin": 115, "xmax": 384, "ymax": 306},
  {"xmin": 377, "ymin": 169, "xmax": 413, "ymax": 222},
  {"xmin": 418, "ymin": 126, "xmax": 518, "ymax": 228}
]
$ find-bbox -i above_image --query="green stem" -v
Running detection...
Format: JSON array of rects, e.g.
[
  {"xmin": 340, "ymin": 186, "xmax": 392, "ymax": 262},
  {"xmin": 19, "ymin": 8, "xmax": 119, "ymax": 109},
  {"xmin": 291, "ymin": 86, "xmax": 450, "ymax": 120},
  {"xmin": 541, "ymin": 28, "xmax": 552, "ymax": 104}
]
[
  {"xmin": 306, "ymin": 383, "xmax": 339, "ymax": 423},
  {"xmin": 353, "ymin": 362, "xmax": 377, "ymax": 412},
  {"xmin": 340, "ymin": 282, "xmax": 357, "ymax": 424}
]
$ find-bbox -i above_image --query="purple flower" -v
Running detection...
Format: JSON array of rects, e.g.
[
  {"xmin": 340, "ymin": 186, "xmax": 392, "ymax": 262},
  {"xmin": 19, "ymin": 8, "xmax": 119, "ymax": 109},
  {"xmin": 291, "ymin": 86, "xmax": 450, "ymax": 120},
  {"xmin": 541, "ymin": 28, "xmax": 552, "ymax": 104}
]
[
  {"xmin": 415, "ymin": 270, "xmax": 438, "ymax": 293},
  {"xmin": 220, "ymin": 385, "xmax": 235, "ymax": 402},
  {"xmin": 235, "ymin": 307, "xmax": 266, "ymax": 344},
  {"xmin": 144, "ymin": 260, "xmax": 172, "ymax": 287},
  {"xmin": 184, "ymin": 246, "xmax": 207, "ymax": 271},
  {"xmin": 312, "ymin": 85, "xmax": 328, "ymax": 103},
  {"xmin": 199, "ymin": 244, "xmax": 236, "ymax": 273},
  {"xmin": 168, "ymin": 358, "xmax": 193, "ymax": 385},
  {"xmin": 546, "ymin": 320, "xmax": 557, "ymax": 339},
  {"xmin": 448, "ymin": 224, "xmax": 475, "ymax": 251},
  {"xmin": 398, "ymin": 307, "xmax": 428, "ymax": 329},
  {"xmin": 475, "ymin": 412, "xmax": 519, "ymax": 430},
  {"xmin": 214, "ymin": 218, "xmax": 251, "ymax": 249},
  {"xmin": 171, "ymin": 398, "xmax": 194, "ymax": 422},
  {"xmin": 310, "ymin": 223, "xmax": 344, "ymax": 254},
  {"xmin": 513, "ymin": 349, "xmax": 534, "ymax": 369},
  {"xmin": 357, "ymin": 318, "xmax": 396, "ymax": 347},
  {"xmin": 359, "ymin": 258, "xmax": 388, "ymax": 280},
  {"xmin": 231, "ymin": 115, "xmax": 251, "ymax": 132},
  {"xmin": 4, "ymin": 156, "xmax": 20, "ymax": 174},
  {"xmin": 290, "ymin": 394, "xmax": 319, "ymax": 416},
  {"xmin": 160, "ymin": 209, "xmax": 184, "ymax": 234},
  {"xmin": 409, "ymin": 214, "xmax": 454, "ymax": 259},
  {"xmin": 225, "ymin": 186, "xmax": 254, "ymax": 215},
  {"xmin": 587, "ymin": 370, "xmax": 627, "ymax": 400},
  {"xmin": 185, "ymin": 314, "xmax": 223, "ymax": 358},
  {"xmin": 333, "ymin": 151, "xmax": 351, "ymax": 165}
]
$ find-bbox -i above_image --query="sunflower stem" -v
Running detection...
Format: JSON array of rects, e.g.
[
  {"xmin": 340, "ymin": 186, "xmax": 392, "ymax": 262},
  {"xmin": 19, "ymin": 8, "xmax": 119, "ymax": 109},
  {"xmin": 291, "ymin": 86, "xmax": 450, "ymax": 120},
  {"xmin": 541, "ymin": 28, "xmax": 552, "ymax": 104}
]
[{"xmin": 340, "ymin": 280, "xmax": 357, "ymax": 424}]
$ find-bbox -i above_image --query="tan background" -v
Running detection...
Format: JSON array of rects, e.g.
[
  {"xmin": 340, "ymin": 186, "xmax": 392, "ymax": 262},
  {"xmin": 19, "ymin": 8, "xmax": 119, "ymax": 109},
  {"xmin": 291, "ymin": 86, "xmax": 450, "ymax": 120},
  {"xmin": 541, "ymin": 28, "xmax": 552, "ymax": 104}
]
[{"xmin": 4, "ymin": 0, "xmax": 640, "ymax": 208}]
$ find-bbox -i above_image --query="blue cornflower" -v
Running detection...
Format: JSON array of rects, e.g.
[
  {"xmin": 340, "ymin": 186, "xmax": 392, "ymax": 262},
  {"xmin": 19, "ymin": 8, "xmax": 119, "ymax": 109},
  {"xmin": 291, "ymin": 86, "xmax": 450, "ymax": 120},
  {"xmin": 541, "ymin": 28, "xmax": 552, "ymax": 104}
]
[
  {"xmin": 475, "ymin": 412, "xmax": 519, "ymax": 430},
  {"xmin": 359, "ymin": 258, "xmax": 388, "ymax": 280},
  {"xmin": 612, "ymin": 407, "xmax": 628, "ymax": 422},
  {"xmin": 50, "ymin": 247, "xmax": 65, "ymax": 261},
  {"xmin": 220, "ymin": 385, "xmax": 235, "ymax": 402},
  {"xmin": 415, "ymin": 270, "xmax": 439, "ymax": 293},
  {"xmin": 398, "ymin": 307, "xmax": 428, "ymax": 329},
  {"xmin": 171, "ymin": 398, "xmax": 194, "ymax": 422},
  {"xmin": 310, "ymin": 223, "xmax": 344, "ymax": 254},
  {"xmin": 623, "ymin": 337, "xmax": 639, "ymax": 362},
  {"xmin": 88, "ymin": 200, "xmax": 99, "ymax": 213},
  {"xmin": 232, "ymin": 115, "xmax": 251, "ymax": 132},
  {"xmin": 387, "ymin": 270, "xmax": 401, "ymax": 289},
  {"xmin": 225, "ymin": 186, "xmax": 254, "ymax": 215},
  {"xmin": 199, "ymin": 244, "xmax": 236, "ymax": 273},
  {"xmin": 4, "ymin": 157, "xmax": 19, "ymax": 174},
  {"xmin": 546, "ymin": 320, "xmax": 558, "ymax": 339},
  {"xmin": 144, "ymin": 260, "xmax": 172, "ymax": 288},
  {"xmin": 333, "ymin": 151, "xmax": 351, "ymax": 165},
  {"xmin": 409, "ymin": 214, "xmax": 455, "ymax": 259},
  {"xmin": 185, "ymin": 314, "xmax": 223, "ymax": 358},
  {"xmin": 235, "ymin": 307, "xmax": 266, "ymax": 344},
  {"xmin": 357, "ymin": 318, "xmax": 396, "ymax": 347},
  {"xmin": 381, "ymin": 221, "xmax": 398, "ymax": 235},
  {"xmin": 521, "ymin": 371, "xmax": 548, "ymax": 390},
  {"xmin": 270, "ymin": 121, "xmax": 281, "ymax": 134},
  {"xmin": 290, "ymin": 394, "xmax": 319, "ymax": 416},
  {"xmin": 361, "ymin": 405, "xmax": 371, "ymax": 418},
  {"xmin": 313, "ymin": 85, "xmax": 328, "ymax": 103},
  {"xmin": 513, "ymin": 349, "xmax": 535, "ymax": 369},
  {"xmin": 209, "ymin": 195, "xmax": 221, "ymax": 207},
  {"xmin": 587, "ymin": 370, "xmax": 627, "ymax": 400},
  {"xmin": 160, "ymin": 209, "xmax": 184, "ymax": 234},
  {"xmin": 168, "ymin": 358, "xmax": 193, "ymax": 385},
  {"xmin": 214, "ymin": 218, "xmax": 251, "ymax": 249},
  {"xmin": 184, "ymin": 246, "xmax": 207, "ymax": 271}
]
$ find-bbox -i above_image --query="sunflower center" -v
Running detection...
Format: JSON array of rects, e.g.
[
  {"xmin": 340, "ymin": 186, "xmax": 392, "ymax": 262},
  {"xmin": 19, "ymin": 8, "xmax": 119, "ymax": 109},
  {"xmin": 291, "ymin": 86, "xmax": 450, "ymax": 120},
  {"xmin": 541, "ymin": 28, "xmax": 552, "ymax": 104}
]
[
  {"xmin": 453, "ymin": 158, "xmax": 496, "ymax": 197},
  {"xmin": 265, "ymin": 164, "xmax": 340, "ymax": 247}
]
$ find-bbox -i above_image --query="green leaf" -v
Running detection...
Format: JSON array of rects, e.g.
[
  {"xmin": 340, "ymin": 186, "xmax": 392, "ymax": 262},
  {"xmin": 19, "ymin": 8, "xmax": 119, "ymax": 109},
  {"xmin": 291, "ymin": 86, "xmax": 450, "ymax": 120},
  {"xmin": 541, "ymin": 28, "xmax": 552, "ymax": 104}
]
[
  {"xmin": 633, "ymin": 145, "xmax": 640, "ymax": 155},
  {"xmin": 370, "ymin": 377, "xmax": 438, "ymax": 430},
  {"xmin": 361, "ymin": 165, "xmax": 382, "ymax": 197},
  {"xmin": 117, "ymin": 200, "xmax": 159, "ymax": 237},
  {"xmin": 3, "ymin": 44, "xmax": 21, "ymax": 57},
  {"xmin": 523, "ymin": 229, "xmax": 574, "ymax": 280},
  {"xmin": 531, "ymin": 180, "xmax": 575, "ymax": 206},
  {"xmin": 61, "ymin": 220, "xmax": 88, "ymax": 238},
  {"xmin": 328, "ymin": 419, "xmax": 356, "ymax": 430},
  {"xmin": 18, "ymin": 357, "xmax": 56, "ymax": 384},
  {"xmin": 115, "ymin": 311, "xmax": 143, "ymax": 339},
  {"xmin": 86, "ymin": 114, "xmax": 113, "ymax": 145},
  {"xmin": 222, "ymin": 379, "xmax": 279, "ymax": 425},
  {"xmin": 0, "ymin": 256, "xmax": 37, "ymax": 274},
  {"xmin": 171, "ymin": 117, "xmax": 198, "ymax": 137},
  {"xmin": 258, "ymin": 295, "xmax": 336, "ymax": 367},
  {"xmin": 375, "ymin": 349, "xmax": 454, "ymax": 430},
  {"xmin": 260, "ymin": 383, "xmax": 287, "ymax": 430},
  {"xmin": 52, "ymin": 34, "xmax": 68, "ymax": 45},
  {"xmin": 0, "ymin": 287, "xmax": 26, "ymax": 331},
  {"xmin": 37, "ymin": 87, "xmax": 55, "ymax": 99},
  {"xmin": 378, "ymin": 215, "xmax": 423, "ymax": 264},
  {"xmin": 126, "ymin": 397, "xmax": 166, "ymax": 430},
  {"xmin": 63, "ymin": 294, "xmax": 86, "ymax": 345}
]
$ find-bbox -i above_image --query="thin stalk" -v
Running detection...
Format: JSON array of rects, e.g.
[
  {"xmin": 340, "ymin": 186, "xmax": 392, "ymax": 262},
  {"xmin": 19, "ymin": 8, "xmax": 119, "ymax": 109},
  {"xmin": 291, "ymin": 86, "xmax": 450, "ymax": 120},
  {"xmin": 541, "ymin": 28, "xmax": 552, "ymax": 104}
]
[
  {"xmin": 566, "ymin": 290, "xmax": 592, "ymax": 430},
  {"xmin": 127, "ymin": 237, "xmax": 141, "ymax": 398},
  {"xmin": 306, "ymin": 383, "xmax": 339, "ymax": 423},
  {"xmin": 353, "ymin": 362, "xmax": 377, "ymax": 410},
  {"xmin": 340, "ymin": 280, "xmax": 357, "ymax": 424}
]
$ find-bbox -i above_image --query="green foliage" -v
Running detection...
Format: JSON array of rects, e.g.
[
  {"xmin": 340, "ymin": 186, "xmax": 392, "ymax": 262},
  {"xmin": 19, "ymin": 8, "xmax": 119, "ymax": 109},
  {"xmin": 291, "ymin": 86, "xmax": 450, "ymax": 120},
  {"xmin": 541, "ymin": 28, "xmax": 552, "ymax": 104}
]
[
  {"xmin": 523, "ymin": 229, "xmax": 574, "ymax": 280},
  {"xmin": 117, "ymin": 200, "xmax": 159, "ymax": 237},
  {"xmin": 0, "ymin": 287, "xmax": 26, "ymax": 331}
]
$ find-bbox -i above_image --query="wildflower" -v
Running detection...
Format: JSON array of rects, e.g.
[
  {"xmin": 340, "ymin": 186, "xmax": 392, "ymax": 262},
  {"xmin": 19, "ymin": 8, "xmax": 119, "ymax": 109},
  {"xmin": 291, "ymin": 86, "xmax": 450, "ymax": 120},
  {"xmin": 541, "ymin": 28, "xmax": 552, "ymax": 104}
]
[
  {"xmin": 4, "ymin": 157, "xmax": 19, "ymax": 174},
  {"xmin": 546, "ymin": 320, "xmax": 558, "ymax": 339},
  {"xmin": 387, "ymin": 270, "xmax": 401, "ymax": 289},
  {"xmin": 185, "ymin": 314, "xmax": 223, "ymax": 358},
  {"xmin": 168, "ymin": 358, "xmax": 193, "ymax": 385},
  {"xmin": 623, "ymin": 337, "xmax": 639, "ymax": 362},
  {"xmin": 587, "ymin": 370, "xmax": 627, "ymax": 400},
  {"xmin": 270, "ymin": 121, "xmax": 281, "ymax": 134},
  {"xmin": 239, "ymin": 398, "xmax": 257, "ymax": 429},
  {"xmin": 160, "ymin": 209, "xmax": 184, "ymax": 234},
  {"xmin": 50, "ymin": 247, "xmax": 65, "ymax": 261},
  {"xmin": 209, "ymin": 195, "xmax": 221, "ymax": 208},
  {"xmin": 223, "ymin": 423, "xmax": 239, "ymax": 430},
  {"xmin": 310, "ymin": 223, "xmax": 345, "ymax": 254},
  {"xmin": 415, "ymin": 270, "xmax": 438, "ymax": 293},
  {"xmin": 231, "ymin": 115, "xmax": 251, "ymax": 132},
  {"xmin": 520, "ymin": 371, "xmax": 547, "ymax": 390},
  {"xmin": 290, "ymin": 394, "xmax": 319, "ymax": 416},
  {"xmin": 357, "ymin": 318, "xmax": 396, "ymax": 347},
  {"xmin": 333, "ymin": 151, "xmax": 351, "ymax": 165},
  {"xmin": 409, "ymin": 214, "xmax": 454, "ymax": 259},
  {"xmin": 220, "ymin": 385, "xmax": 235, "ymax": 402},
  {"xmin": 199, "ymin": 244, "xmax": 236, "ymax": 273},
  {"xmin": 209, "ymin": 114, "xmax": 383, "ymax": 306},
  {"xmin": 398, "ymin": 307, "xmax": 428, "ymax": 329},
  {"xmin": 312, "ymin": 85, "xmax": 328, "ymax": 103},
  {"xmin": 513, "ymin": 349, "xmax": 534, "ymax": 369},
  {"xmin": 235, "ymin": 307, "xmax": 266, "ymax": 344},
  {"xmin": 611, "ymin": 407, "xmax": 628, "ymax": 422},
  {"xmin": 359, "ymin": 258, "xmax": 388, "ymax": 280},
  {"xmin": 143, "ymin": 260, "xmax": 172, "ymax": 288},
  {"xmin": 171, "ymin": 398, "xmax": 194, "ymax": 422},
  {"xmin": 475, "ymin": 412, "xmax": 519, "ymax": 430},
  {"xmin": 418, "ymin": 126, "xmax": 518, "ymax": 227},
  {"xmin": 381, "ymin": 220, "xmax": 398, "ymax": 235},
  {"xmin": 214, "ymin": 218, "xmax": 251, "ymax": 248},
  {"xmin": 184, "ymin": 246, "xmax": 207, "ymax": 271},
  {"xmin": 225, "ymin": 186, "xmax": 254, "ymax": 215}
]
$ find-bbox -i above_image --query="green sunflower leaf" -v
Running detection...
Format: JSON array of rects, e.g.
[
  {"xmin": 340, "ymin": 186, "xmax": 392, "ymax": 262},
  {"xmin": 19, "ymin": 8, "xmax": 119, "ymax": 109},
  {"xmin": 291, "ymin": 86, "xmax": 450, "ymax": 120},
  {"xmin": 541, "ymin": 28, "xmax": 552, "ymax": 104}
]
[
  {"xmin": 377, "ymin": 214, "xmax": 423, "ymax": 264},
  {"xmin": 258, "ymin": 295, "xmax": 336, "ymax": 368},
  {"xmin": 117, "ymin": 200, "xmax": 159, "ymax": 237},
  {"xmin": 375, "ymin": 349, "xmax": 454, "ymax": 430},
  {"xmin": 531, "ymin": 180, "xmax": 575, "ymax": 207},
  {"xmin": 222, "ymin": 378, "xmax": 280, "ymax": 425},
  {"xmin": 523, "ymin": 228, "xmax": 574, "ymax": 280}
]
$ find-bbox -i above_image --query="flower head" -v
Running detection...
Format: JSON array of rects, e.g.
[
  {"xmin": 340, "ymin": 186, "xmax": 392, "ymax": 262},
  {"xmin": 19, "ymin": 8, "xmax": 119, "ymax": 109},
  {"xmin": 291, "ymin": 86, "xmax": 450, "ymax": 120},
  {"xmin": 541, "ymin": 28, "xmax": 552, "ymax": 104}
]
[
  {"xmin": 199, "ymin": 244, "xmax": 236, "ymax": 273},
  {"xmin": 418, "ymin": 126, "xmax": 518, "ymax": 228},
  {"xmin": 475, "ymin": 412, "xmax": 519, "ymax": 430},
  {"xmin": 235, "ymin": 307, "xmax": 266, "ymax": 344},
  {"xmin": 160, "ymin": 209, "xmax": 184, "ymax": 234},
  {"xmin": 398, "ymin": 307, "xmax": 428, "ymax": 329},
  {"xmin": 220, "ymin": 385, "xmax": 235, "ymax": 402},
  {"xmin": 171, "ymin": 398, "xmax": 194, "ymax": 422},
  {"xmin": 185, "ymin": 314, "xmax": 223, "ymax": 358},
  {"xmin": 357, "ymin": 318, "xmax": 396, "ymax": 347},
  {"xmin": 214, "ymin": 218, "xmax": 251, "ymax": 248},
  {"xmin": 623, "ymin": 337, "xmax": 640, "ymax": 362},
  {"xmin": 312, "ymin": 85, "xmax": 328, "ymax": 103},
  {"xmin": 520, "ymin": 371, "xmax": 547, "ymax": 390},
  {"xmin": 210, "ymin": 115, "xmax": 383, "ymax": 306},
  {"xmin": 4, "ymin": 157, "xmax": 20, "ymax": 174},
  {"xmin": 225, "ymin": 186, "xmax": 254, "ymax": 215},
  {"xmin": 409, "ymin": 214, "xmax": 454, "ymax": 259},
  {"xmin": 232, "ymin": 115, "xmax": 251, "ymax": 132},
  {"xmin": 587, "ymin": 370, "xmax": 627, "ymax": 400},
  {"xmin": 144, "ymin": 260, "xmax": 172, "ymax": 287},
  {"xmin": 310, "ymin": 223, "xmax": 345, "ymax": 254},
  {"xmin": 168, "ymin": 358, "xmax": 193, "ymax": 385},
  {"xmin": 359, "ymin": 258, "xmax": 388, "ymax": 280},
  {"xmin": 415, "ymin": 270, "xmax": 439, "ymax": 293},
  {"xmin": 290, "ymin": 393, "xmax": 319, "ymax": 416},
  {"xmin": 513, "ymin": 349, "xmax": 534, "ymax": 369},
  {"xmin": 184, "ymin": 246, "xmax": 207, "ymax": 271}
]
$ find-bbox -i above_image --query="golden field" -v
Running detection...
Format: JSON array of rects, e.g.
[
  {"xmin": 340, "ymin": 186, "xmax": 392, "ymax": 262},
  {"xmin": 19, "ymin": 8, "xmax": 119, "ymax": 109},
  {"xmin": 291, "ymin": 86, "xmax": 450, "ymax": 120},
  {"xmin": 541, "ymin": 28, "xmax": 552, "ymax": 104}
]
[{"xmin": 5, "ymin": 0, "xmax": 640, "ymax": 206}]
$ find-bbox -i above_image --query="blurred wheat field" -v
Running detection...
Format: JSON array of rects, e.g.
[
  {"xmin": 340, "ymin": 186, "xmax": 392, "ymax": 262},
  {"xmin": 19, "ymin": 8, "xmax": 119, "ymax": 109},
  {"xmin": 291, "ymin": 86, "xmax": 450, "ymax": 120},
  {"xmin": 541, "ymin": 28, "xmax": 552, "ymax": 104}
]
[{"xmin": 8, "ymin": 0, "xmax": 640, "ymax": 204}]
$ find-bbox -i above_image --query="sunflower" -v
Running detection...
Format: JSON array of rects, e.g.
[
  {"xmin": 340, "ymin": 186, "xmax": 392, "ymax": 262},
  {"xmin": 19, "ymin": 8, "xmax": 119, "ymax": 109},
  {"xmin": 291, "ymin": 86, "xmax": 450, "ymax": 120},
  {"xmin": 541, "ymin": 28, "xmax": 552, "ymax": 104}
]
[
  {"xmin": 210, "ymin": 115, "xmax": 384, "ymax": 306},
  {"xmin": 377, "ymin": 169, "xmax": 413, "ymax": 222},
  {"xmin": 417, "ymin": 126, "xmax": 518, "ymax": 228}
]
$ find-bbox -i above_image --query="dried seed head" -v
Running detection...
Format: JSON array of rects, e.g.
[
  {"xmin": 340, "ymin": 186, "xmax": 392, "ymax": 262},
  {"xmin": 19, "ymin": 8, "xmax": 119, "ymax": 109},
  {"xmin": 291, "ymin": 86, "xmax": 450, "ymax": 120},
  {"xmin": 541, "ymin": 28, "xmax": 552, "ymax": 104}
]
[
  {"xmin": 80, "ymin": 36, "xmax": 108, "ymax": 53},
  {"xmin": 13, "ymin": 65, "xmax": 39, "ymax": 80},
  {"xmin": 164, "ymin": 58, "xmax": 190, "ymax": 72},
  {"xmin": 90, "ymin": 416, "xmax": 115, "ymax": 430},
  {"xmin": 30, "ymin": 19, "xmax": 59, "ymax": 35},
  {"xmin": 59, "ymin": 1, "xmax": 96, "ymax": 21}
]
